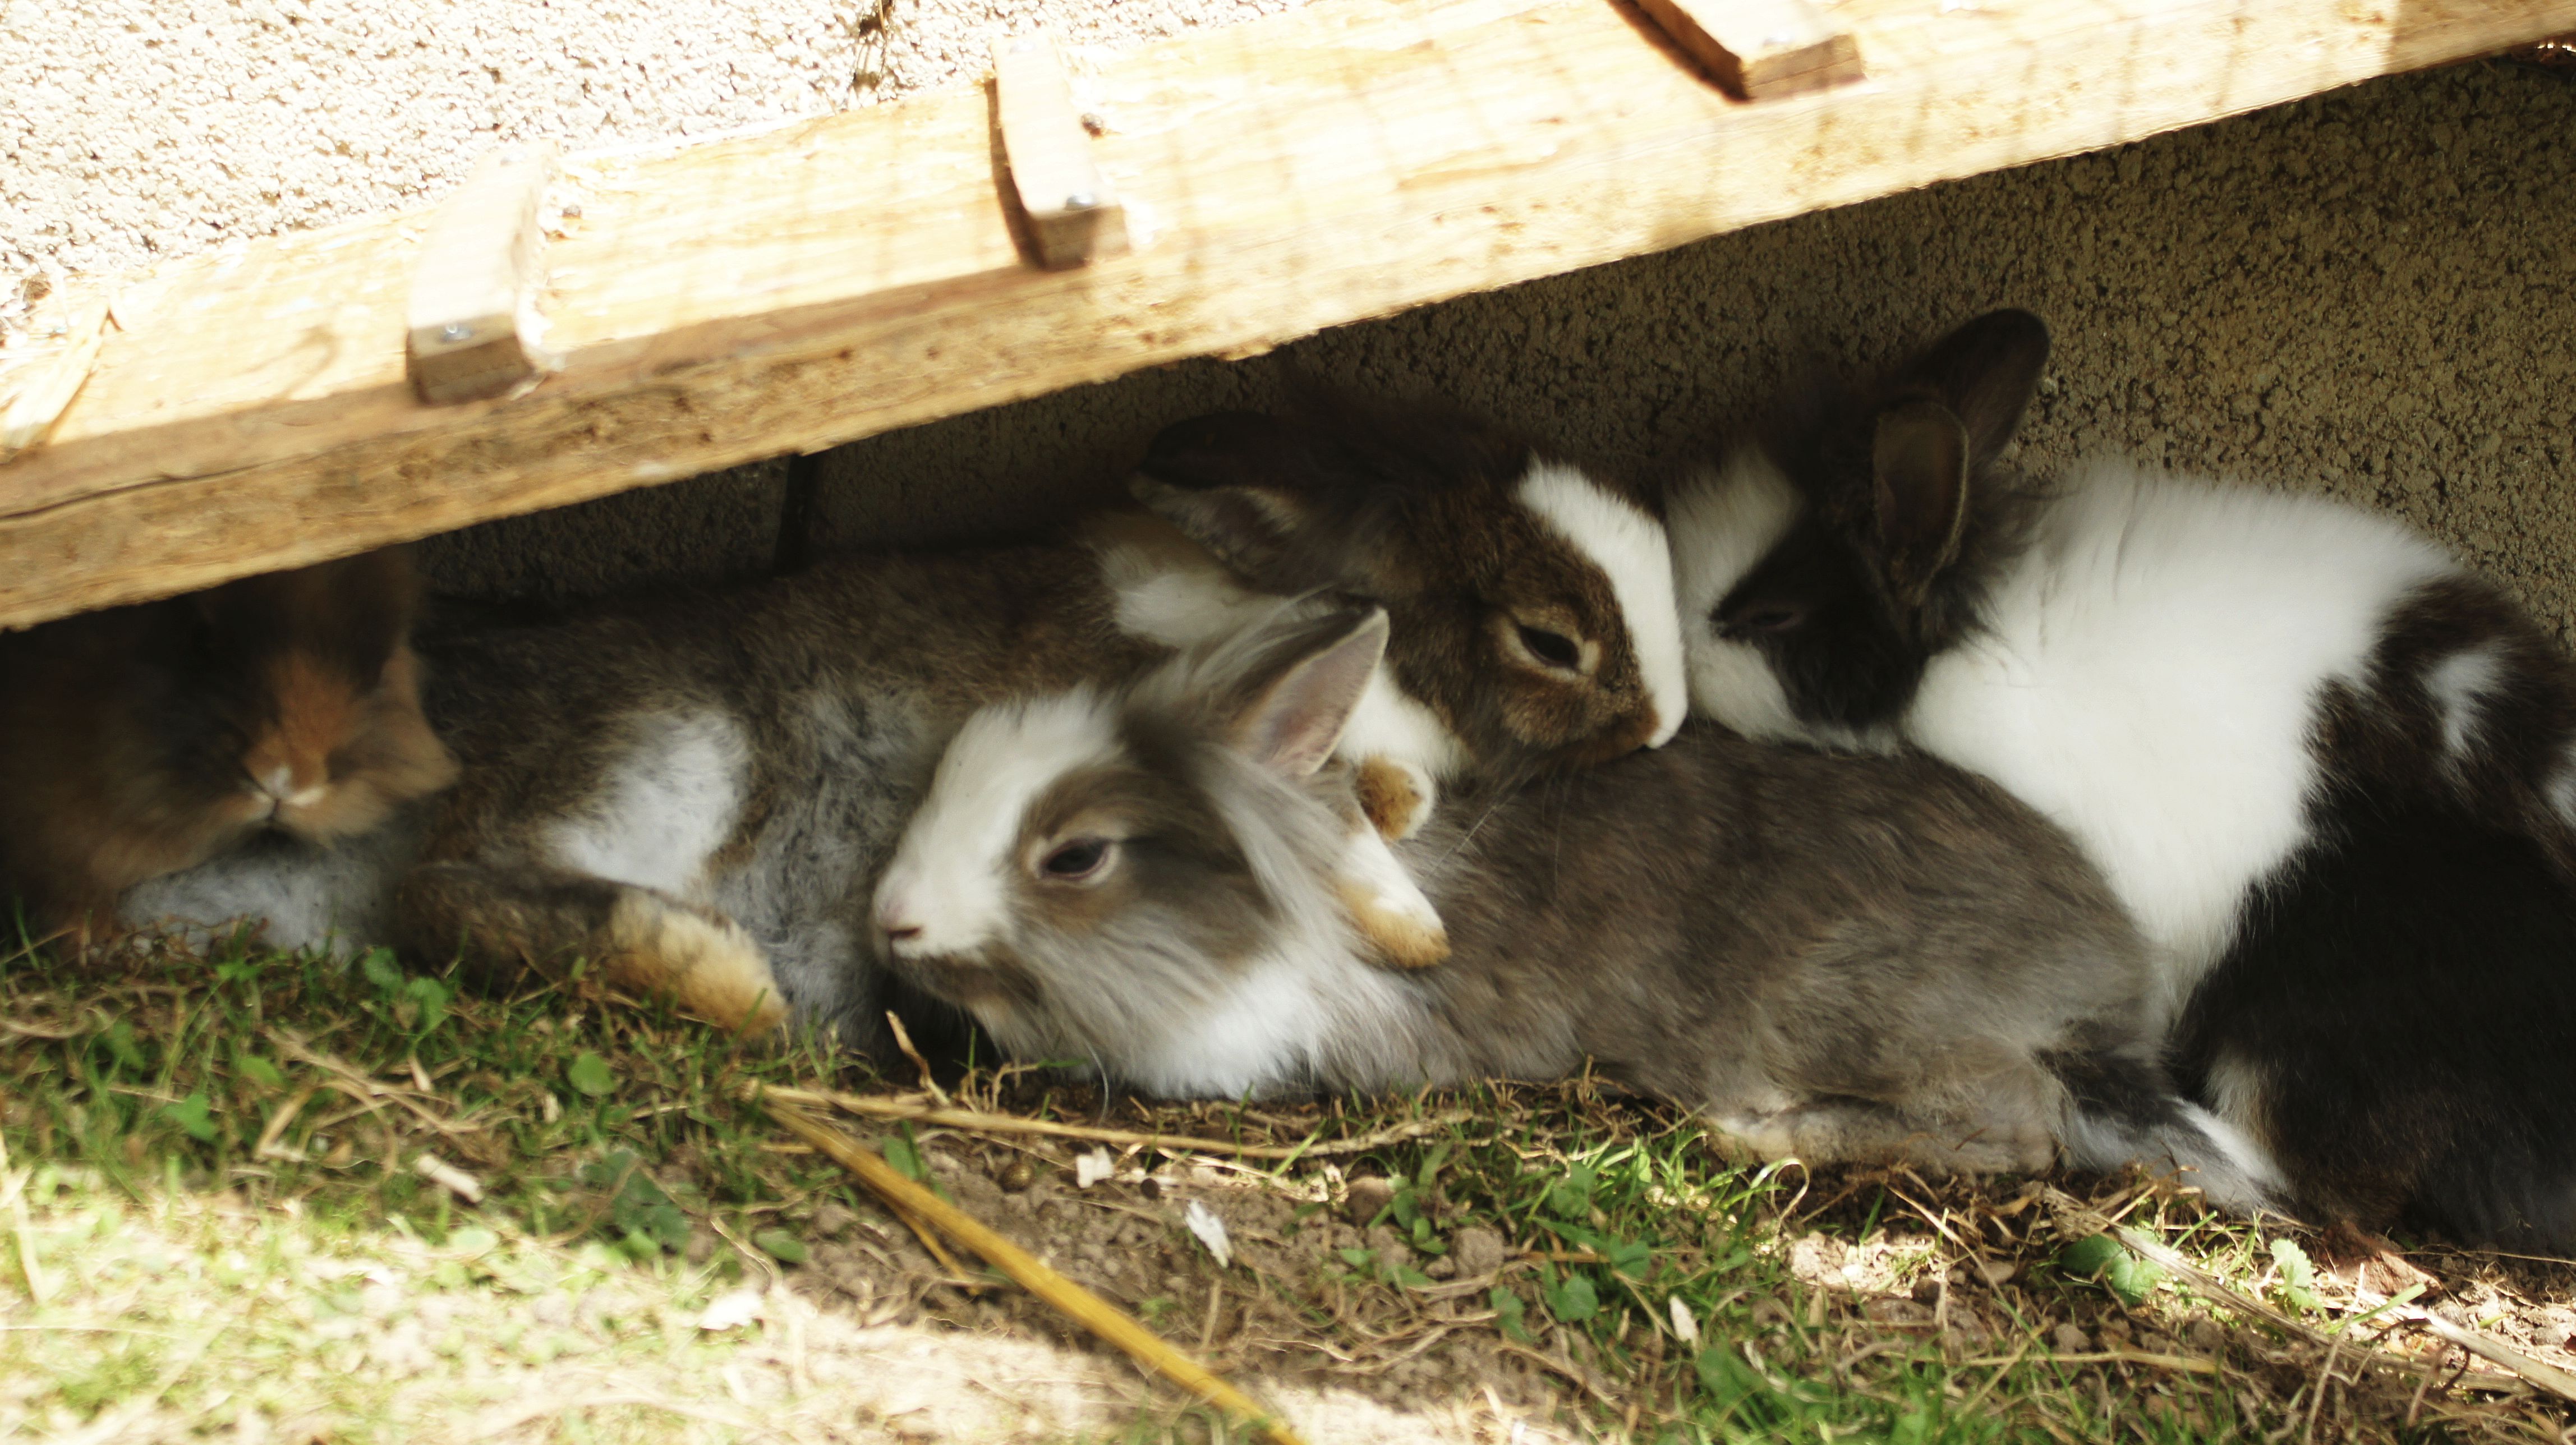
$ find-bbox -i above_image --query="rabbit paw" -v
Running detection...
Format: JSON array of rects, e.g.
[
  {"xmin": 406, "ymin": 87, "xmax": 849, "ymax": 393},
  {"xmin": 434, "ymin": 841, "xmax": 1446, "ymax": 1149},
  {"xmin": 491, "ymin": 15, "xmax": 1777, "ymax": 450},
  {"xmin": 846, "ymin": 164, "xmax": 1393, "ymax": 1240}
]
[
  {"xmin": 1354, "ymin": 755, "xmax": 1436, "ymax": 842},
  {"xmin": 1333, "ymin": 824, "xmax": 1450, "ymax": 969},
  {"xmin": 604, "ymin": 894, "xmax": 788, "ymax": 1034}
]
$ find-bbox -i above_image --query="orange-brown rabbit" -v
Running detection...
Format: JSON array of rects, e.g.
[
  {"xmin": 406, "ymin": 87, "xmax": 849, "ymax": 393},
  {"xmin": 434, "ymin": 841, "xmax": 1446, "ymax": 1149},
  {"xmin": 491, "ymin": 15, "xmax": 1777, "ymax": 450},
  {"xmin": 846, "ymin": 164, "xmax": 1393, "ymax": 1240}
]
[{"xmin": 0, "ymin": 549, "xmax": 458, "ymax": 943}]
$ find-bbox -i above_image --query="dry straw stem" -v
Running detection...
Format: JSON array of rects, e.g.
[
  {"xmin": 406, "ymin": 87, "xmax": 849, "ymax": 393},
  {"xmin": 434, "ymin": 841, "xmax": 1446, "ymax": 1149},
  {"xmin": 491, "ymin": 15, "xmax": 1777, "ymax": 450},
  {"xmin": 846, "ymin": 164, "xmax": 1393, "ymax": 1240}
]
[
  {"xmin": 754, "ymin": 1090, "xmax": 1312, "ymax": 1445},
  {"xmin": 765, "ymin": 1083, "xmax": 1471, "ymax": 1161},
  {"xmin": 0, "ymin": 1134, "xmax": 47, "ymax": 1306},
  {"xmin": 2048, "ymin": 1191, "xmax": 2576, "ymax": 1406}
]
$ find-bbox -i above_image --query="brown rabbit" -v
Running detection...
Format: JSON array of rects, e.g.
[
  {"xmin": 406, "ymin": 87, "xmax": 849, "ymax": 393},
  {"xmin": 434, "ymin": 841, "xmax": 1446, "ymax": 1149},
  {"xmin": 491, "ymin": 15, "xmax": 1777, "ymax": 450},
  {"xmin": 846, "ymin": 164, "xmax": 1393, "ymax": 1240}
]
[{"xmin": 0, "ymin": 550, "xmax": 458, "ymax": 942}]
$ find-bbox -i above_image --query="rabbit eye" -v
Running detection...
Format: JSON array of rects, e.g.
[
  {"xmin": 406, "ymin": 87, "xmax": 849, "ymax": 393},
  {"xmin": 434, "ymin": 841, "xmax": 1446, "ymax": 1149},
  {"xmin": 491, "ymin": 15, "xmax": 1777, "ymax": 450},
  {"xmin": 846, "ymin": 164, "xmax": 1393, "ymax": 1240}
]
[
  {"xmin": 1515, "ymin": 624, "xmax": 1583, "ymax": 671},
  {"xmin": 1722, "ymin": 603, "xmax": 1807, "ymax": 638},
  {"xmin": 1040, "ymin": 839, "xmax": 1112, "ymax": 881}
]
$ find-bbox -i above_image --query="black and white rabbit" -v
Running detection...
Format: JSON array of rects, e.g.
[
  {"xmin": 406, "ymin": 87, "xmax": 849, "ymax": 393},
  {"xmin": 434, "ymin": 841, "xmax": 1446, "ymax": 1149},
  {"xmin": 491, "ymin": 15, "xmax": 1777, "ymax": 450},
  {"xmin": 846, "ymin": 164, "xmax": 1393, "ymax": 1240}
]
[
  {"xmin": 123, "ymin": 397, "xmax": 1686, "ymax": 1057},
  {"xmin": 871, "ymin": 605, "xmax": 2275, "ymax": 1211},
  {"xmin": 1668, "ymin": 307, "xmax": 2576, "ymax": 1250}
]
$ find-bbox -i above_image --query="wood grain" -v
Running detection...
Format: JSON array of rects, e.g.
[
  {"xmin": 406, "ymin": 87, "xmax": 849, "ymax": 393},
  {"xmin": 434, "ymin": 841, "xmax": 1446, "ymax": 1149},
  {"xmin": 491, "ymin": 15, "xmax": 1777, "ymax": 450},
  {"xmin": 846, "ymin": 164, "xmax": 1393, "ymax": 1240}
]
[
  {"xmin": 1632, "ymin": 0, "xmax": 1864, "ymax": 99},
  {"xmin": 0, "ymin": 295, "xmax": 111, "ymax": 462},
  {"xmin": 404, "ymin": 142, "xmax": 560, "ymax": 404},
  {"xmin": 3, "ymin": 0, "xmax": 2570, "ymax": 628},
  {"xmin": 992, "ymin": 32, "xmax": 1129, "ymax": 268}
]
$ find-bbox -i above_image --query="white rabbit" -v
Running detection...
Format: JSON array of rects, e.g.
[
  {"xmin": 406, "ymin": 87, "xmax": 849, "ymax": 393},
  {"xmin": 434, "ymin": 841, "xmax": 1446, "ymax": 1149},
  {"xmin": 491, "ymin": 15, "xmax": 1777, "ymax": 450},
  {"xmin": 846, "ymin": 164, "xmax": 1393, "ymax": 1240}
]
[
  {"xmin": 872, "ymin": 605, "xmax": 2276, "ymax": 1212},
  {"xmin": 1667, "ymin": 307, "xmax": 2576, "ymax": 1251}
]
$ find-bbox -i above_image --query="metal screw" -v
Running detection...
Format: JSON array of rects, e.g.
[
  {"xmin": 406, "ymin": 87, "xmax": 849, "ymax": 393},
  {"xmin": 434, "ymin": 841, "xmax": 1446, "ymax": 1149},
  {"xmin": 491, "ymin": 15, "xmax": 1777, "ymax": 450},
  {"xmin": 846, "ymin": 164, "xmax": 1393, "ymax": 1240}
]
[
  {"xmin": 441, "ymin": 322, "xmax": 472, "ymax": 343},
  {"xmin": 1064, "ymin": 191, "xmax": 1096, "ymax": 210}
]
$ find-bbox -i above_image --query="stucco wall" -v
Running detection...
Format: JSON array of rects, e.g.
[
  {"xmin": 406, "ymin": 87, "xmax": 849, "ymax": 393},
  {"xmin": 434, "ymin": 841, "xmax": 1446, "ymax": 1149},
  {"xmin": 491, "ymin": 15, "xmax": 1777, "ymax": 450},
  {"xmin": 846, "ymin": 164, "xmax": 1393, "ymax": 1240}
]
[{"xmin": 414, "ymin": 56, "xmax": 2576, "ymax": 635}]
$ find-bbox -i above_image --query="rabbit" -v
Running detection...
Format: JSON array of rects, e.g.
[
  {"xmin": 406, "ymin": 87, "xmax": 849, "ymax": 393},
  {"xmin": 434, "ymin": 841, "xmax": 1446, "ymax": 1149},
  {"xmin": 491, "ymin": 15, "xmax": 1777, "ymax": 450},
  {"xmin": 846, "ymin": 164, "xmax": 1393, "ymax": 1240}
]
[
  {"xmin": 127, "ymin": 394, "xmax": 1687, "ymax": 1060},
  {"xmin": 0, "ymin": 549, "xmax": 458, "ymax": 944},
  {"xmin": 119, "ymin": 802, "xmax": 433, "ymax": 960},
  {"xmin": 1665, "ymin": 306, "xmax": 2576, "ymax": 1250},
  {"xmin": 871, "ymin": 605, "xmax": 2277, "ymax": 1213}
]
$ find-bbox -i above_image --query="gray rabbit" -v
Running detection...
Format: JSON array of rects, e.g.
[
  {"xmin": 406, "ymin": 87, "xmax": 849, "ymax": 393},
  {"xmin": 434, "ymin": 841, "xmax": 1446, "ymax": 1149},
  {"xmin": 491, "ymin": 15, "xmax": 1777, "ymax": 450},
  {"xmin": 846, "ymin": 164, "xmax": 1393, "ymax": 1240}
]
[
  {"xmin": 873, "ymin": 606, "xmax": 2276, "ymax": 1209},
  {"xmin": 122, "ymin": 397, "xmax": 1687, "ymax": 1061}
]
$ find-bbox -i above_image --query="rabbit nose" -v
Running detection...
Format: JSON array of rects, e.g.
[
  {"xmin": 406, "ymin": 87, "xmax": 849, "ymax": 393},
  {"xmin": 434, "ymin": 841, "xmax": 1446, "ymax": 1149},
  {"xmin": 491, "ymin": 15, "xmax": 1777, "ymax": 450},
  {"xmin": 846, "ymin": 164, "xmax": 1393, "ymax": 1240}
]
[
  {"xmin": 875, "ymin": 896, "xmax": 926, "ymax": 947},
  {"xmin": 256, "ymin": 763, "xmax": 295, "ymax": 800}
]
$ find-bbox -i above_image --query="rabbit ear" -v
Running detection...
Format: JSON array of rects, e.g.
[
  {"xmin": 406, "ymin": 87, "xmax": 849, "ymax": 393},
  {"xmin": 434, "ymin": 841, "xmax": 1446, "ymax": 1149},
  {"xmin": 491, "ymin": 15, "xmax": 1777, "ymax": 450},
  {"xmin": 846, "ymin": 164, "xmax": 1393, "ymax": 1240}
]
[
  {"xmin": 1131, "ymin": 412, "xmax": 1349, "ymax": 594},
  {"xmin": 1222, "ymin": 608, "xmax": 1392, "ymax": 779},
  {"xmin": 1871, "ymin": 399, "xmax": 1974, "ymax": 606},
  {"xmin": 1892, "ymin": 307, "xmax": 2051, "ymax": 471}
]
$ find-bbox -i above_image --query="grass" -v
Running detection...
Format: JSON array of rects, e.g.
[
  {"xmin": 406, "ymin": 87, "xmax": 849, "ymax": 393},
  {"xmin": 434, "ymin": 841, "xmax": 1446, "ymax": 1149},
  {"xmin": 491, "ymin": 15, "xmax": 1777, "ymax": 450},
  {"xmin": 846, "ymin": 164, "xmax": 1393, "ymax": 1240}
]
[{"xmin": 4, "ymin": 928, "xmax": 2572, "ymax": 1442}]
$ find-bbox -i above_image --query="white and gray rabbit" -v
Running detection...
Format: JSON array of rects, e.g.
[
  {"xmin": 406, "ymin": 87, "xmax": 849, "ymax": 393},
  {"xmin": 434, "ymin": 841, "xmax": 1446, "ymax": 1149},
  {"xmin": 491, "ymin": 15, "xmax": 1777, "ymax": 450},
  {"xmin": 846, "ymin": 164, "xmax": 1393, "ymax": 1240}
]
[
  {"xmin": 122, "ymin": 395, "xmax": 1687, "ymax": 1062},
  {"xmin": 1667, "ymin": 307, "xmax": 2576, "ymax": 1250},
  {"xmin": 871, "ymin": 605, "xmax": 2276, "ymax": 1212}
]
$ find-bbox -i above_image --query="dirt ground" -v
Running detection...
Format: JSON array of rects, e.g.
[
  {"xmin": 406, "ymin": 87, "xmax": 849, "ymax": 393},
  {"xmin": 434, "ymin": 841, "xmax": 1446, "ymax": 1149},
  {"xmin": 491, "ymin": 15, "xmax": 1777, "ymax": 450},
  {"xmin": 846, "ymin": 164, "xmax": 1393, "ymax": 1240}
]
[{"xmin": 11, "ymin": 941, "xmax": 2576, "ymax": 1443}]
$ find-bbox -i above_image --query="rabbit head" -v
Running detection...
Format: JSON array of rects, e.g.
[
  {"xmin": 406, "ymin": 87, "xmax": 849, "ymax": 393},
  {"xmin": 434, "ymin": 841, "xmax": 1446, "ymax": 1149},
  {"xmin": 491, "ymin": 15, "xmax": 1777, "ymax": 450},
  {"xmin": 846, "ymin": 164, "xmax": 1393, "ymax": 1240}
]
[
  {"xmin": 0, "ymin": 549, "xmax": 458, "ymax": 929},
  {"xmin": 871, "ymin": 606, "xmax": 1417, "ymax": 1097},
  {"xmin": 1130, "ymin": 398, "xmax": 1686, "ymax": 776},
  {"xmin": 1668, "ymin": 309, "xmax": 2051, "ymax": 748},
  {"xmin": 187, "ymin": 550, "xmax": 459, "ymax": 841}
]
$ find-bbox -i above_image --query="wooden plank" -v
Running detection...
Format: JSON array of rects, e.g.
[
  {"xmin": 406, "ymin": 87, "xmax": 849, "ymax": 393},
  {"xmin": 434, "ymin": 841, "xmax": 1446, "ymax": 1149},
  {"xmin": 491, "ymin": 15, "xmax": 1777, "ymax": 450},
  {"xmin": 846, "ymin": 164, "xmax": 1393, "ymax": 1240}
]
[
  {"xmin": 0, "ymin": 294, "xmax": 111, "ymax": 462},
  {"xmin": 992, "ymin": 33, "xmax": 1130, "ymax": 267},
  {"xmin": 404, "ymin": 142, "xmax": 561, "ymax": 404},
  {"xmin": 1633, "ymin": 0, "xmax": 1864, "ymax": 99},
  {"xmin": 2, "ymin": 0, "xmax": 2570, "ymax": 629}
]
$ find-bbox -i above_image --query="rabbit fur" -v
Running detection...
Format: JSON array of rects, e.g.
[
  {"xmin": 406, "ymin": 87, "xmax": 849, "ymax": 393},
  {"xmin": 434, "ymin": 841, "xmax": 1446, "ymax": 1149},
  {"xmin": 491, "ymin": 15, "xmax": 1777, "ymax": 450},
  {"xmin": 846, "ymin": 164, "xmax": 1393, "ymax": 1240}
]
[
  {"xmin": 0, "ymin": 549, "xmax": 457, "ymax": 942},
  {"xmin": 116, "ymin": 400, "xmax": 1686, "ymax": 1059},
  {"xmin": 1667, "ymin": 307, "xmax": 2576, "ymax": 1250},
  {"xmin": 873, "ymin": 606, "xmax": 2276, "ymax": 1213}
]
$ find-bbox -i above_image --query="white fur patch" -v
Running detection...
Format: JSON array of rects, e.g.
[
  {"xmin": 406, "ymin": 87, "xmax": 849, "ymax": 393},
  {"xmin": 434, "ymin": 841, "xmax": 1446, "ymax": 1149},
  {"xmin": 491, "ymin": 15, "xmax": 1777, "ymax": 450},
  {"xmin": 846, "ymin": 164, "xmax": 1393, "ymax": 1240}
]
[
  {"xmin": 1088, "ymin": 509, "xmax": 1284, "ymax": 650},
  {"xmin": 544, "ymin": 711, "xmax": 748, "ymax": 900},
  {"xmin": 1516, "ymin": 462, "xmax": 1687, "ymax": 747},
  {"xmin": 875, "ymin": 692, "xmax": 1122, "ymax": 960},
  {"xmin": 1335, "ymin": 822, "xmax": 1448, "ymax": 967},
  {"xmin": 1905, "ymin": 459, "xmax": 2453, "ymax": 1015},
  {"xmin": 1667, "ymin": 451, "xmax": 1813, "ymax": 744},
  {"xmin": 2193, "ymin": 1052, "xmax": 2286, "ymax": 1193},
  {"xmin": 1113, "ymin": 954, "xmax": 1365, "ymax": 1098},
  {"xmin": 2425, "ymin": 643, "xmax": 2504, "ymax": 761},
  {"xmin": 2177, "ymin": 1101, "xmax": 2286, "ymax": 1197},
  {"xmin": 1342, "ymin": 667, "xmax": 1471, "ymax": 783},
  {"xmin": 2549, "ymin": 745, "xmax": 2576, "ymax": 828}
]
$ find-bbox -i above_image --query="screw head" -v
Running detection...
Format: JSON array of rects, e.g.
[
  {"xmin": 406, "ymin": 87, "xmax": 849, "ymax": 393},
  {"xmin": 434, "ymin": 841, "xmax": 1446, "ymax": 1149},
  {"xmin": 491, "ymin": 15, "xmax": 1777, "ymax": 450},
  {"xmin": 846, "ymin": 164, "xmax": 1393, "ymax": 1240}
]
[
  {"xmin": 1063, "ymin": 191, "xmax": 1096, "ymax": 210},
  {"xmin": 440, "ymin": 322, "xmax": 473, "ymax": 343}
]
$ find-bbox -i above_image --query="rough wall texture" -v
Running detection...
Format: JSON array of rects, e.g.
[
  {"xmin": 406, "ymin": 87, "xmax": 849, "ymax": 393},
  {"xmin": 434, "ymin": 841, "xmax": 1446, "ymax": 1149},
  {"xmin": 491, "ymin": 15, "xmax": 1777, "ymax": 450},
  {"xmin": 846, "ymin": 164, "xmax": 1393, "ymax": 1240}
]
[
  {"xmin": 1, "ymin": 0, "xmax": 1297, "ymax": 286},
  {"xmin": 763, "ymin": 56, "xmax": 2576, "ymax": 638}
]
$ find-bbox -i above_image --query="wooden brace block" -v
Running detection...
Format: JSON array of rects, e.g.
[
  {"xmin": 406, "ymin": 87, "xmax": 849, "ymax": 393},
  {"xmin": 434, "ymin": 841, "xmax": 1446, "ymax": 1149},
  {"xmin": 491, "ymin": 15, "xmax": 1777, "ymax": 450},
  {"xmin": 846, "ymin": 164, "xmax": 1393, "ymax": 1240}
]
[
  {"xmin": 1635, "ymin": 0, "xmax": 1864, "ymax": 100},
  {"xmin": 992, "ymin": 33, "xmax": 1129, "ymax": 268},
  {"xmin": 405, "ymin": 140, "xmax": 560, "ymax": 404},
  {"xmin": 0, "ymin": 295, "xmax": 112, "ymax": 463}
]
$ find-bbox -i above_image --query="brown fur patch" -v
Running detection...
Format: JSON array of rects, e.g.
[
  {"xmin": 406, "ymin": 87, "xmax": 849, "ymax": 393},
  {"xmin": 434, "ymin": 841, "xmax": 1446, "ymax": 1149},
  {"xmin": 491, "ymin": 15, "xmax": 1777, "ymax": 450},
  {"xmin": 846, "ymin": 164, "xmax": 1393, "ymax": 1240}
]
[
  {"xmin": 602, "ymin": 894, "xmax": 786, "ymax": 1034},
  {"xmin": 1337, "ymin": 876, "xmax": 1450, "ymax": 969},
  {"xmin": 1352, "ymin": 755, "xmax": 1429, "ymax": 841},
  {"xmin": 1133, "ymin": 402, "xmax": 1669, "ymax": 774}
]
